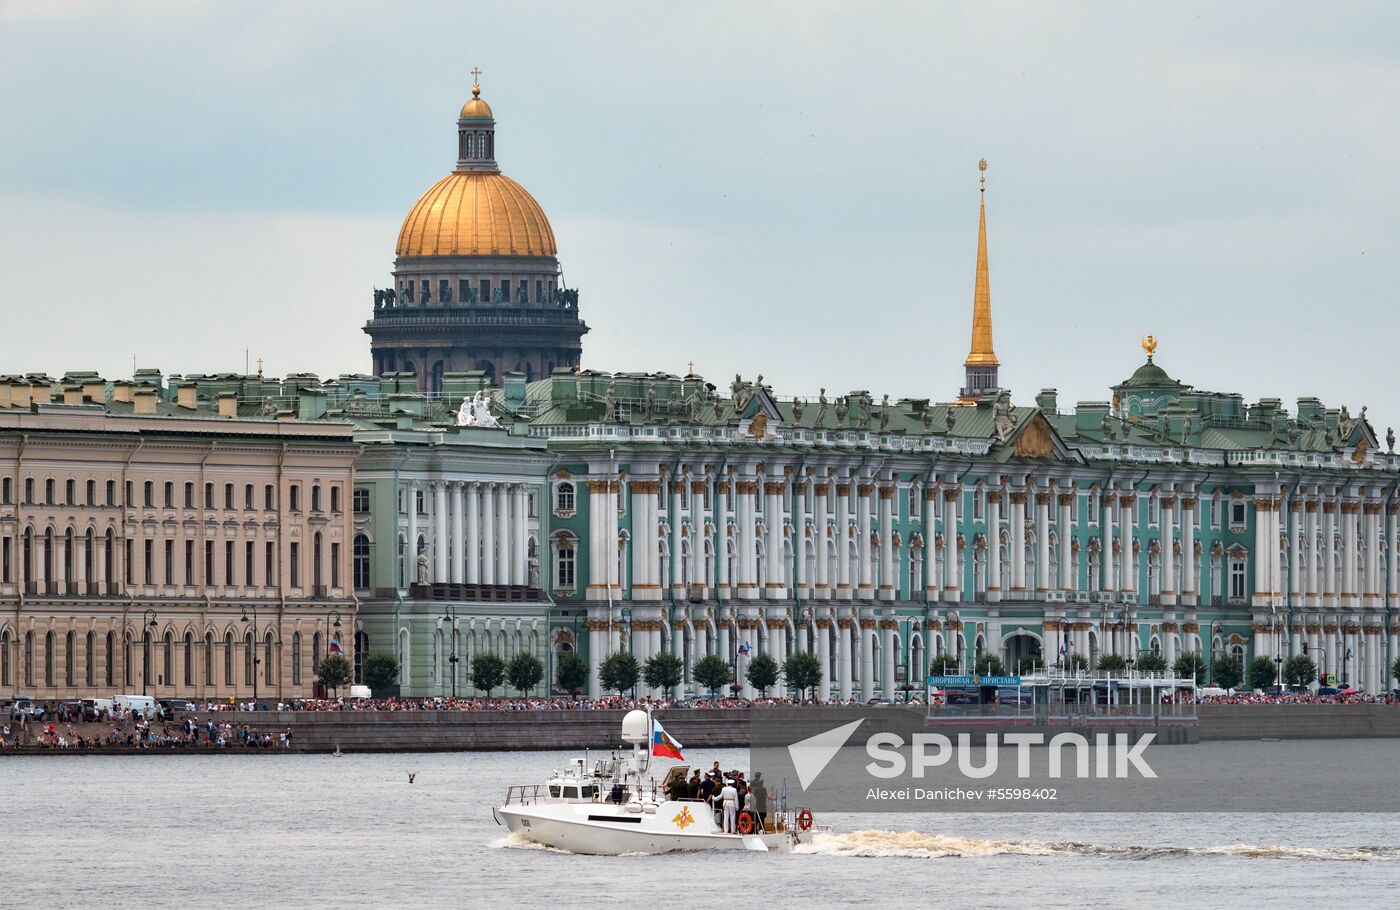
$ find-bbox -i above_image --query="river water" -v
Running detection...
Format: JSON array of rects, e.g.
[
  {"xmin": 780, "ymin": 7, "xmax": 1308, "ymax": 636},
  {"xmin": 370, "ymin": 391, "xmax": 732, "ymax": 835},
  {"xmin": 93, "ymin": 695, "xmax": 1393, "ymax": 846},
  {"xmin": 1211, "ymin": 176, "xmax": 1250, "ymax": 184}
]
[{"xmin": 3, "ymin": 743, "xmax": 1398, "ymax": 909}]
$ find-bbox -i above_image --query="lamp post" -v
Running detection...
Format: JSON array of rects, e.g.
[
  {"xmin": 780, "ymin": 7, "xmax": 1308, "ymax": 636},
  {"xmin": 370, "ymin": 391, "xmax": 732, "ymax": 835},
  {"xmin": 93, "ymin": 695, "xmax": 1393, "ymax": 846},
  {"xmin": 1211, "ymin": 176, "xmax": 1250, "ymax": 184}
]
[
  {"xmin": 141, "ymin": 610, "xmax": 157, "ymax": 696},
  {"xmin": 1119, "ymin": 608, "xmax": 1132, "ymax": 659},
  {"xmin": 1209, "ymin": 619, "xmax": 1223, "ymax": 684},
  {"xmin": 324, "ymin": 609, "xmax": 342, "ymax": 692},
  {"xmin": 442, "ymin": 605, "xmax": 458, "ymax": 698},
  {"xmin": 240, "ymin": 606, "xmax": 260, "ymax": 701}
]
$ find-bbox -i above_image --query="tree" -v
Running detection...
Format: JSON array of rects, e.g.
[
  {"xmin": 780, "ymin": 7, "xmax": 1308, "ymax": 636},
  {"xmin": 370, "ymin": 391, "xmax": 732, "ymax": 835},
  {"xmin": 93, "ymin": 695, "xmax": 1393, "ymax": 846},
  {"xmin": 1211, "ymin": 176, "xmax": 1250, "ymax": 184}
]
[
  {"xmin": 973, "ymin": 653, "xmax": 1004, "ymax": 676},
  {"xmin": 599, "ymin": 651, "xmax": 640, "ymax": 696},
  {"xmin": 746, "ymin": 653, "xmax": 780, "ymax": 696},
  {"xmin": 315, "ymin": 655, "xmax": 353, "ymax": 696},
  {"xmin": 361, "ymin": 652, "xmax": 399, "ymax": 697},
  {"xmin": 643, "ymin": 652, "xmax": 684, "ymax": 695},
  {"xmin": 1173, "ymin": 651, "xmax": 1206, "ymax": 685},
  {"xmin": 1392, "ymin": 655, "xmax": 1400, "ymax": 691},
  {"xmin": 1095, "ymin": 654, "xmax": 1127, "ymax": 674},
  {"xmin": 1248, "ymin": 655, "xmax": 1279, "ymax": 691},
  {"xmin": 507, "ymin": 652, "xmax": 545, "ymax": 697},
  {"xmin": 1283, "ymin": 654, "xmax": 1317, "ymax": 689},
  {"xmin": 1211, "ymin": 655, "xmax": 1243, "ymax": 691},
  {"xmin": 929, "ymin": 651, "xmax": 961, "ymax": 675},
  {"xmin": 1135, "ymin": 652, "xmax": 1168, "ymax": 674},
  {"xmin": 692, "ymin": 654, "xmax": 732, "ymax": 697},
  {"xmin": 1015, "ymin": 654, "xmax": 1042, "ymax": 675},
  {"xmin": 1059, "ymin": 653, "xmax": 1090, "ymax": 672},
  {"xmin": 783, "ymin": 651, "xmax": 823, "ymax": 699},
  {"xmin": 555, "ymin": 651, "xmax": 589, "ymax": 696},
  {"xmin": 471, "ymin": 653, "xmax": 506, "ymax": 697}
]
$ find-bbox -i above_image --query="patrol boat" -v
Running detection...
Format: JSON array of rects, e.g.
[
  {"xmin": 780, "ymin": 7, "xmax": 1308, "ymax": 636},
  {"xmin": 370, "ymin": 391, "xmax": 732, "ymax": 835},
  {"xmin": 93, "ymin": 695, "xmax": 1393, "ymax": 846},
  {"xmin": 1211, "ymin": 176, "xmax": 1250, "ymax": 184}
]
[{"xmin": 492, "ymin": 709, "xmax": 821, "ymax": 855}]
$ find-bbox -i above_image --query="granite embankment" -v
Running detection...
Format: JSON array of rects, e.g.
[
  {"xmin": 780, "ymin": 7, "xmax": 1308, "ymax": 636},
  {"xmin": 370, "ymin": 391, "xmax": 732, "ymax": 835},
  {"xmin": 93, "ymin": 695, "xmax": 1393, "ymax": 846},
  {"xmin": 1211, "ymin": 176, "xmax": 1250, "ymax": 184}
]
[{"xmin": 8, "ymin": 704, "xmax": 1399, "ymax": 754}]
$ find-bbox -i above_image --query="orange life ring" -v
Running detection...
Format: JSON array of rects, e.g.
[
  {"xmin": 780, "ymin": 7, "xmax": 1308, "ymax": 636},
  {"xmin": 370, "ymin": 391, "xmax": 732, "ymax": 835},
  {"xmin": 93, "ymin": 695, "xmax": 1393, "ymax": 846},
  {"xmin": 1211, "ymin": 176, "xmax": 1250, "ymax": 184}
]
[
  {"xmin": 796, "ymin": 808, "xmax": 814, "ymax": 831},
  {"xmin": 737, "ymin": 811, "xmax": 756, "ymax": 835}
]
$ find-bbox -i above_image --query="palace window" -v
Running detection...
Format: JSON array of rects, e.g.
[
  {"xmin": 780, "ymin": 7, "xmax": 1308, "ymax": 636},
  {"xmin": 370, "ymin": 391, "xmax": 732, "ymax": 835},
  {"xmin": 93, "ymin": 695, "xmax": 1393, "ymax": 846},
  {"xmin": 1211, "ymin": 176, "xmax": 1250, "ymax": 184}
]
[
  {"xmin": 245, "ymin": 484, "xmax": 255, "ymax": 510},
  {"xmin": 225, "ymin": 483, "xmax": 235, "ymax": 510},
  {"xmin": 204, "ymin": 540, "xmax": 213, "ymax": 586},
  {"xmin": 225, "ymin": 541, "xmax": 235, "ymax": 586},
  {"xmin": 330, "ymin": 486, "xmax": 341, "ymax": 513},
  {"xmin": 164, "ymin": 481, "xmax": 174, "ymax": 508},
  {"xmin": 266, "ymin": 542, "xmax": 275, "ymax": 586},
  {"xmin": 290, "ymin": 484, "xmax": 301, "ymax": 512},
  {"xmin": 66, "ymin": 479, "xmax": 75, "ymax": 505},
  {"xmin": 555, "ymin": 540, "xmax": 576, "ymax": 590},
  {"xmin": 265, "ymin": 484, "xmax": 275, "ymax": 510},
  {"xmin": 185, "ymin": 541, "xmax": 194, "ymax": 586},
  {"xmin": 290, "ymin": 542, "xmax": 300, "ymax": 588},
  {"xmin": 143, "ymin": 540, "xmax": 153, "ymax": 585},
  {"xmin": 143, "ymin": 481, "xmax": 153, "ymax": 507},
  {"xmin": 311, "ymin": 485, "xmax": 322, "ymax": 513},
  {"xmin": 972, "ymin": 490, "xmax": 984, "ymax": 521},
  {"xmin": 24, "ymin": 478, "xmax": 34, "ymax": 504},
  {"xmin": 204, "ymin": 482, "xmax": 214, "ymax": 509},
  {"xmin": 1229, "ymin": 555, "xmax": 1247, "ymax": 600},
  {"xmin": 480, "ymin": 278, "xmax": 491, "ymax": 302},
  {"xmin": 1, "ymin": 477, "xmax": 9, "ymax": 504},
  {"xmin": 106, "ymin": 480, "xmax": 116, "ymax": 506},
  {"xmin": 554, "ymin": 481, "xmax": 575, "ymax": 515},
  {"xmin": 86, "ymin": 479, "xmax": 95, "ymax": 505},
  {"xmin": 353, "ymin": 488, "xmax": 370, "ymax": 514},
  {"xmin": 1230, "ymin": 500, "xmax": 1247, "ymax": 530},
  {"xmin": 46, "ymin": 478, "xmax": 56, "ymax": 505},
  {"xmin": 1147, "ymin": 495, "xmax": 1160, "ymax": 526},
  {"xmin": 164, "ymin": 540, "xmax": 173, "ymax": 585},
  {"xmin": 353, "ymin": 534, "xmax": 370, "ymax": 589},
  {"xmin": 184, "ymin": 482, "xmax": 194, "ymax": 509}
]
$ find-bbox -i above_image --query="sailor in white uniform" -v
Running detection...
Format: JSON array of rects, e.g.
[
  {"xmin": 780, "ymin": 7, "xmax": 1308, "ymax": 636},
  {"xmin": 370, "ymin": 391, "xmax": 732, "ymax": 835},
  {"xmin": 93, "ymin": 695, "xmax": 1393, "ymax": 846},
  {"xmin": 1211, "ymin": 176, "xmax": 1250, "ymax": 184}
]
[{"xmin": 720, "ymin": 780, "xmax": 740, "ymax": 834}]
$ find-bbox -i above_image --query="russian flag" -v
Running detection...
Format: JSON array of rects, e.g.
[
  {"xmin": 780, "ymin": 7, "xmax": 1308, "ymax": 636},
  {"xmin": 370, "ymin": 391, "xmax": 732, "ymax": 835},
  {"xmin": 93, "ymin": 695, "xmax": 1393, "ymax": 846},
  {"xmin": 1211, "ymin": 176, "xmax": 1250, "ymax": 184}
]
[
  {"xmin": 329, "ymin": 637, "xmax": 343, "ymax": 656},
  {"xmin": 652, "ymin": 719, "xmax": 684, "ymax": 761}
]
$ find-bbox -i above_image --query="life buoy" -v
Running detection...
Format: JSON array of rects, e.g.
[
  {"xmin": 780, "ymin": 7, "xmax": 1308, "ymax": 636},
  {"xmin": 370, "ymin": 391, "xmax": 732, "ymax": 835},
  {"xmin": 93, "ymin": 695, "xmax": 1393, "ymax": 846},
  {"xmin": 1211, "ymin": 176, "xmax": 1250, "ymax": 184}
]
[
  {"xmin": 737, "ymin": 811, "xmax": 756, "ymax": 835},
  {"xmin": 796, "ymin": 808, "xmax": 814, "ymax": 831}
]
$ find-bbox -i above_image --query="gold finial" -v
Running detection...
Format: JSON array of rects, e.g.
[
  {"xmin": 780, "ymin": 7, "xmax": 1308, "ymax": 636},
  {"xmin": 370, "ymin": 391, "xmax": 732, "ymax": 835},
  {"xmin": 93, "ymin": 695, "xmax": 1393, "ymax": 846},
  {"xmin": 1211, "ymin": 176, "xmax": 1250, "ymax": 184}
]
[
  {"xmin": 1141, "ymin": 334, "xmax": 1158, "ymax": 362},
  {"xmin": 979, "ymin": 158, "xmax": 987, "ymax": 193},
  {"xmin": 471, "ymin": 65, "xmax": 482, "ymax": 97}
]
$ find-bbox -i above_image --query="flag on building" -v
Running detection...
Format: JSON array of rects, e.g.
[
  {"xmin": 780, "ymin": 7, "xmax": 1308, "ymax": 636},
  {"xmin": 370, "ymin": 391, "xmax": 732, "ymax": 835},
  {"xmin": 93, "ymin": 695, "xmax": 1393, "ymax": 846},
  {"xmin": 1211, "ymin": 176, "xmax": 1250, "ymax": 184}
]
[
  {"xmin": 329, "ymin": 637, "xmax": 343, "ymax": 656},
  {"xmin": 652, "ymin": 719, "xmax": 684, "ymax": 760}
]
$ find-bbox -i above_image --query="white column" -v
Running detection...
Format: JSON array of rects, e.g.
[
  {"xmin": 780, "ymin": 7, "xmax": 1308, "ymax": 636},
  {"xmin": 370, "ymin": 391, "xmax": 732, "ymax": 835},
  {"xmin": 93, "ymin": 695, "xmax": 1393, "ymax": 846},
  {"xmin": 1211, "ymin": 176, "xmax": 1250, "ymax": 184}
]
[
  {"xmin": 465, "ymin": 483, "xmax": 481, "ymax": 585},
  {"xmin": 671, "ymin": 479, "xmax": 686, "ymax": 596},
  {"xmin": 431, "ymin": 482, "xmax": 448, "ymax": 583},
  {"xmin": 1161, "ymin": 493, "xmax": 1176, "ymax": 605},
  {"xmin": 405, "ymin": 481, "xmax": 419, "ymax": 586},
  {"xmin": 837, "ymin": 614, "xmax": 852, "ymax": 701},
  {"xmin": 1010, "ymin": 490, "xmax": 1027, "ymax": 595},
  {"xmin": 1305, "ymin": 501, "xmax": 1319, "ymax": 608},
  {"xmin": 986, "ymin": 490, "xmax": 1002, "ymax": 601},
  {"xmin": 1364, "ymin": 502, "xmax": 1380, "ymax": 608},
  {"xmin": 496, "ymin": 483, "xmax": 511, "ymax": 585},
  {"xmin": 856, "ymin": 483, "xmax": 874, "ymax": 599},
  {"xmin": 816, "ymin": 615, "xmax": 831, "ymax": 699},
  {"xmin": 1102, "ymin": 493, "xmax": 1116, "ymax": 593},
  {"xmin": 450, "ymin": 482, "xmax": 465, "ymax": 584},
  {"xmin": 480, "ymin": 484, "xmax": 495, "ymax": 585},
  {"xmin": 587, "ymin": 623, "xmax": 602, "ymax": 699},
  {"xmin": 737, "ymin": 479, "xmax": 758, "ymax": 600},
  {"xmin": 836, "ymin": 483, "xmax": 852, "ymax": 600},
  {"xmin": 1035, "ymin": 490, "xmax": 1051, "ymax": 594},
  {"xmin": 881, "ymin": 619, "xmax": 896, "ymax": 701},
  {"xmin": 512, "ymin": 484, "xmax": 528, "ymax": 586},
  {"xmin": 943, "ymin": 487, "xmax": 961, "ymax": 601},
  {"xmin": 814, "ymin": 483, "xmax": 830, "ymax": 599},
  {"xmin": 878, "ymin": 485, "xmax": 895, "ymax": 601},
  {"xmin": 765, "ymin": 479, "xmax": 788, "ymax": 600},
  {"xmin": 923, "ymin": 488, "xmax": 940, "ymax": 603},
  {"xmin": 859, "ymin": 618, "xmax": 874, "ymax": 699},
  {"xmin": 1322, "ymin": 501, "xmax": 1336, "ymax": 607},
  {"xmin": 1120, "ymin": 492, "xmax": 1135, "ymax": 599},
  {"xmin": 632, "ymin": 481, "xmax": 651, "ymax": 600},
  {"xmin": 1182, "ymin": 497, "xmax": 1197, "ymax": 604},
  {"xmin": 689, "ymin": 478, "xmax": 704, "ymax": 596},
  {"xmin": 1058, "ymin": 492, "xmax": 1074, "ymax": 593},
  {"xmin": 715, "ymin": 479, "xmax": 730, "ymax": 599},
  {"xmin": 1341, "ymin": 500, "xmax": 1358, "ymax": 607},
  {"xmin": 1287, "ymin": 502, "xmax": 1301, "ymax": 606}
]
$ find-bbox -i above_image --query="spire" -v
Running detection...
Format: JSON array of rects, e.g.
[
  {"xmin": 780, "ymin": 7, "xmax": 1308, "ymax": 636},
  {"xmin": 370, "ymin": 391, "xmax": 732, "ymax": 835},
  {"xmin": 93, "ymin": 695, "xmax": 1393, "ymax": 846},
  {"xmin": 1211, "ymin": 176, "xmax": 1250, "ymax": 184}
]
[
  {"xmin": 959, "ymin": 159, "xmax": 999, "ymax": 402},
  {"xmin": 456, "ymin": 65, "xmax": 498, "ymax": 172}
]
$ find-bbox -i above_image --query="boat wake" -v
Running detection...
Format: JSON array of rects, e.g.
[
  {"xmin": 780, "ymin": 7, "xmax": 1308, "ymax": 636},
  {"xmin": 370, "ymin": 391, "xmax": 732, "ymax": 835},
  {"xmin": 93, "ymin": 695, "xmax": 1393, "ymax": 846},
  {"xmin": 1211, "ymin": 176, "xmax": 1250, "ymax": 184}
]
[
  {"xmin": 490, "ymin": 831, "xmax": 570, "ymax": 853},
  {"xmin": 794, "ymin": 831, "xmax": 1400, "ymax": 862}
]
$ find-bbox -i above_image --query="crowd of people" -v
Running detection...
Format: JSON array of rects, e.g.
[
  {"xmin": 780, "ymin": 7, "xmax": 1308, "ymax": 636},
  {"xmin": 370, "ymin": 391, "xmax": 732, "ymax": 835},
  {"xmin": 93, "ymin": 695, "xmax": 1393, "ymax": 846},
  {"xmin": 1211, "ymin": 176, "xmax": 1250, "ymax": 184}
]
[
  {"xmin": 663, "ymin": 760, "xmax": 770, "ymax": 834},
  {"xmin": 1197, "ymin": 691, "xmax": 1397, "ymax": 705},
  {"xmin": 0, "ymin": 707, "xmax": 297, "ymax": 751}
]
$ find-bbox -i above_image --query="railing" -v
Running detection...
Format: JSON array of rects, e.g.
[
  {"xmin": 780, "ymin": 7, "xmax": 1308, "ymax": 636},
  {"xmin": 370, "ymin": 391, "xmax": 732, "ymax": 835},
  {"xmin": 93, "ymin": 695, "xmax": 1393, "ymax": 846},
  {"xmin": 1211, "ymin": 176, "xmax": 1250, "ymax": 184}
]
[
  {"xmin": 503, "ymin": 784, "xmax": 545, "ymax": 806},
  {"xmin": 409, "ymin": 582, "xmax": 544, "ymax": 603}
]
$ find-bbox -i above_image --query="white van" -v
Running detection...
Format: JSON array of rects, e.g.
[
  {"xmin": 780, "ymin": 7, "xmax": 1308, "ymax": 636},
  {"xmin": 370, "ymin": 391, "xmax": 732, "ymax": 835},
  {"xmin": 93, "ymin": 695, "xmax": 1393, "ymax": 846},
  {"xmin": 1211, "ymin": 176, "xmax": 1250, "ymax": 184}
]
[
  {"xmin": 114, "ymin": 695, "xmax": 158, "ymax": 718},
  {"xmin": 348, "ymin": 685, "xmax": 372, "ymax": 700}
]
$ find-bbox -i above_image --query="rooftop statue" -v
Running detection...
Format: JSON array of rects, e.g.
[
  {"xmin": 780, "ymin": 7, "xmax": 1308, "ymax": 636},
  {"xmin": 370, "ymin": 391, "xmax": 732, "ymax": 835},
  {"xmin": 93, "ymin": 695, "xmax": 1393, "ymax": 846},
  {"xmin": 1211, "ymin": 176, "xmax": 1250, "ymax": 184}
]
[
  {"xmin": 465, "ymin": 285, "xmax": 479, "ymax": 304},
  {"xmin": 944, "ymin": 407, "xmax": 955, "ymax": 433},
  {"xmin": 835, "ymin": 396, "xmax": 849, "ymax": 422},
  {"xmin": 815, "ymin": 388, "xmax": 828, "ymax": 427},
  {"xmin": 792, "ymin": 397, "xmax": 804, "ymax": 421},
  {"xmin": 456, "ymin": 390, "xmax": 501, "ymax": 429},
  {"xmin": 922, "ymin": 408, "xmax": 932, "ymax": 429},
  {"xmin": 416, "ymin": 552, "xmax": 429, "ymax": 586},
  {"xmin": 603, "ymin": 380, "xmax": 617, "ymax": 422},
  {"xmin": 993, "ymin": 391, "xmax": 1016, "ymax": 443},
  {"xmin": 1389, "ymin": 427, "xmax": 1396, "ymax": 454},
  {"xmin": 879, "ymin": 395, "xmax": 890, "ymax": 430}
]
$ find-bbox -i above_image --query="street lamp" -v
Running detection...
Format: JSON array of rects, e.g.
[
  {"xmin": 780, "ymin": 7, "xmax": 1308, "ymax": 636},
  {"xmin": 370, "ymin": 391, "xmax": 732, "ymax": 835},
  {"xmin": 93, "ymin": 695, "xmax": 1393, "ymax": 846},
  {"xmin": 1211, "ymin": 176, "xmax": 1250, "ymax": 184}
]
[
  {"xmin": 442, "ymin": 605, "xmax": 458, "ymax": 698},
  {"xmin": 1208, "ymin": 619, "xmax": 1223, "ymax": 684},
  {"xmin": 141, "ymin": 610, "xmax": 157, "ymax": 696},
  {"xmin": 240, "ymin": 606, "xmax": 260, "ymax": 701}
]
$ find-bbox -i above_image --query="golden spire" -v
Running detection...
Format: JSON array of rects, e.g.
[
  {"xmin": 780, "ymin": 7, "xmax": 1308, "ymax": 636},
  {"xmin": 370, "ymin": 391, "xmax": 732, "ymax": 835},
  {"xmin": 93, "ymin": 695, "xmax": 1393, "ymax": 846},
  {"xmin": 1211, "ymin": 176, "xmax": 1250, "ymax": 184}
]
[{"xmin": 964, "ymin": 159, "xmax": 998, "ymax": 367}]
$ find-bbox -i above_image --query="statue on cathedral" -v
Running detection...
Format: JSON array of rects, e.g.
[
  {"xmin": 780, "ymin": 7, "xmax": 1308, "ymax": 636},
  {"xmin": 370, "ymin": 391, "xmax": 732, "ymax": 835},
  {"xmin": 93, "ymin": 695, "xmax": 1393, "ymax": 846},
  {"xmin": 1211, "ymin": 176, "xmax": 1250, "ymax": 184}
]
[
  {"xmin": 689, "ymin": 393, "xmax": 702, "ymax": 422},
  {"xmin": 603, "ymin": 380, "xmax": 617, "ymax": 422},
  {"xmin": 440, "ymin": 280, "xmax": 452, "ymax": 304},
  {"xmin": 515, "ymin": 285, "xmax": 528, "ymax": 305},
  {"xmin": 464, "ymin": 285, "xmax": 478, "ymax": 304},
  {"xmin": 373, "ymin": 288, "xmax": 384, "ymax": 310},
  {"xmin": 815, "ymin": 388, "xmax": 828, "ymax": 426},
  {"xmin": 416, "ymin": 552, "xmax": 430, "ymax": 585},
  {"xmin": 385, "ymin": 287, "xmax": 396, "ymax": 306},
  {"xmin": 492, "ymin": 287, "xmax": 504, "ymax": 304},
  {"xmin": 456, "ymin": 390, "xmax": 501, "ymax": 428}
]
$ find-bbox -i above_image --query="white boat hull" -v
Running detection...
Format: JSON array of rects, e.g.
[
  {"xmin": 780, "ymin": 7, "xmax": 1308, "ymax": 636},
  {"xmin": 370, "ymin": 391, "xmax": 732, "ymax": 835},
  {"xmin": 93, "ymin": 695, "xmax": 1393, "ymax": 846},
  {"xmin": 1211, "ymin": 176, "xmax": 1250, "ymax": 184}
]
[{"xmin": 495, "ymin": 800, "xmax": 812, "ymax": 855}]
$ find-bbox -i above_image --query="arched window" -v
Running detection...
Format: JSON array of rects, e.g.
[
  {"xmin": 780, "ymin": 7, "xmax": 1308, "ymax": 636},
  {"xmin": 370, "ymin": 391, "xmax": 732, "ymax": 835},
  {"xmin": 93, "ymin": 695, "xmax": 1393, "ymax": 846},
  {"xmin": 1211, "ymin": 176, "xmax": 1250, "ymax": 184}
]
[
  {"xmin": 162, "ymin": 631, "xmax": 173, "ymax": 688},
  {"xmin": 1, "ymin": 629, "xmax": 9, "ymax": 687},
  {"xmin": 397, "ymin": 533, "xmax": 407, "ymax": 589},
  {"xmin": 24, "ymin": 630, "xmax": 34, "ymax": 687},
  {"xmin": 554, "ymin": 481, "xmax": 575, "ymax": 515},
  {"xmin": 64, "ymin": 631, "xmax": 74, "ymax": 687},
  {"xmin": 105, "ymin": 631, "xmax": 115, "ymax": 686},
  {"xmin": 398, "ymin": 628, "xmax": 410, "ymax": 685},
  {"xmin": 313, "ymin": 532, "xmax": 323, "ymax": 589},
  {"xmin": 244, "ymin": 632, "xmax": 255, "ymax": 685},
  {"xmin": 44, "ymin": 630, "xmax": 54, "ymax": 687},
  {"xmin": 85, "ymin": 631, "xmax": 95, "ymax": 687},
  {"xmin": 184, "ymin": 631, "xmax": 194, "ymax": 687},
  {"xmin": 292, "ymin": 631, "xmax": 302, "ymax": 685},
  {"xmin": 265, "ymin": 632, "xmax": 275, "ymax": 686},
  {"xmin": 353, "ymin": 534, "xmax": 371, "ymax": 589},
  {"xmin": 224, "ymin": 631, "xmax": 234, "ymax": 687}
]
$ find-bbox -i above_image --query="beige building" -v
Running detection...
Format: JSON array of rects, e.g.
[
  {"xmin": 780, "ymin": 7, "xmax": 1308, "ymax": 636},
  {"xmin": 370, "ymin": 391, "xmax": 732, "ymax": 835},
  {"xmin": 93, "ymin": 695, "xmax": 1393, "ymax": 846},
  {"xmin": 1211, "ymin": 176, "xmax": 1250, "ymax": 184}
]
[{"xmin": 0, "ymin": 374, "xmax": 360, "ymax": 702}]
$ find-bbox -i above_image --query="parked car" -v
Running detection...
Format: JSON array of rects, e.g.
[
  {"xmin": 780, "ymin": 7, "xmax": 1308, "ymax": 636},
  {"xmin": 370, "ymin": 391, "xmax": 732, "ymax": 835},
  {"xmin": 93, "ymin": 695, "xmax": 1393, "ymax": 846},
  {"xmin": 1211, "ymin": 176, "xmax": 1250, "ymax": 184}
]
[{"xmin": 7, "ymin": 697, "xmax": 46, "ymax": 721}]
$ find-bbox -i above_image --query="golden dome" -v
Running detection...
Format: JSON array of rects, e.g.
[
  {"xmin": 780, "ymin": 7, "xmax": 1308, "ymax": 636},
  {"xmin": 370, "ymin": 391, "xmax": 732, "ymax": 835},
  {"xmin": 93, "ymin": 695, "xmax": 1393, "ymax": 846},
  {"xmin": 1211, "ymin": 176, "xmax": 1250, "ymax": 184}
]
[
  {"xmin": 460, "ymin": 86, "xmax": 493, "ymax": 119},
  {"xmin": 396, "ymin": 171, "xmax": 557, "ymax": 258}
]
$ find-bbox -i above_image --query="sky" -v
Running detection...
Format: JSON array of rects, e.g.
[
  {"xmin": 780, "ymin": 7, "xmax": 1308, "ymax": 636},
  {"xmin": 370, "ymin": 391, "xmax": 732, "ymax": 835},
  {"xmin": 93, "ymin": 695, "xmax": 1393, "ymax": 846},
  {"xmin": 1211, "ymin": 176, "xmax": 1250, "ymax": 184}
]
[{"xmin": 1, "ymin": 1, "xmax": 1398, "ymax": 428}]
